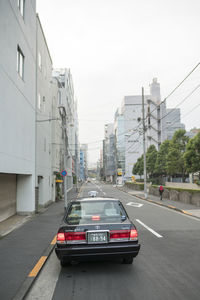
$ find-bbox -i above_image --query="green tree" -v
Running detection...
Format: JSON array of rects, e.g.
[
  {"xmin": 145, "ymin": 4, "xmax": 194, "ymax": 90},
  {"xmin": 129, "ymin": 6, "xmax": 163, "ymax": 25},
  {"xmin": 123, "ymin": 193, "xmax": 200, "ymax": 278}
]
[
  {"xmin": 184, "ymin": 132, "xmax": 200, "ymax": 173},
  {"xmin": 146, "ymin": 145, "xmax": 158, "ymax": 177},
  {"xmin": 132, "ymin": 155, "xmax": 144, "ymax": 178},
  {"xmin": 155, "ymin": 140, "xmax": 170, "ymax": 175},
  {"xmin": 166, "ymin": 129, "xmax": 189, "ymax": 181}
]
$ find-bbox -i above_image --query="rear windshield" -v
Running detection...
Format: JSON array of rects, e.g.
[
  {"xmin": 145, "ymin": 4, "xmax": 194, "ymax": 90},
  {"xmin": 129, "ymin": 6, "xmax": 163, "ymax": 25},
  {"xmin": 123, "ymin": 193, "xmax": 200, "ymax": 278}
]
[{"xmin": 65, "ymin": 200, "xmax": 127, "ymax": 225}]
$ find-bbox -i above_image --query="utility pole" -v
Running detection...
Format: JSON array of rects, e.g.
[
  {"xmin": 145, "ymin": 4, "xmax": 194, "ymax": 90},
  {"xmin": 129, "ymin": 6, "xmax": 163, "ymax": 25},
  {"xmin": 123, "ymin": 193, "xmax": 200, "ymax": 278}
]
[
  {"xmin": 59, "ymin": 106, "xmax": 68, "ymax": 209},
  {"xmin": 142, "ymin": 87, "xmax": 148, "ymax": 199}
]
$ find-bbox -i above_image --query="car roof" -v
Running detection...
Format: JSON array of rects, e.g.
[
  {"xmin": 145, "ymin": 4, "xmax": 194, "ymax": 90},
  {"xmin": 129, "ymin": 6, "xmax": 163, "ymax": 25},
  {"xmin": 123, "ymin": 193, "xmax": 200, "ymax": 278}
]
[{"xmin": 71, "ymin": 197, "xmax": 119, "ymax": 202}]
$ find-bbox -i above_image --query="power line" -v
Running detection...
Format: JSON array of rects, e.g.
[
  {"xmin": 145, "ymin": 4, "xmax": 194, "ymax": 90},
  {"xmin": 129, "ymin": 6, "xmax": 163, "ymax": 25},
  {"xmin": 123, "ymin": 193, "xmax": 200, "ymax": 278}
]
[
  {"xmin": 146, "ymin": 62, "xmax": 200, "ymax": 119},
  {"xmin": 149, "ymin": 84, "xmax": 200, "ymax": 129}
]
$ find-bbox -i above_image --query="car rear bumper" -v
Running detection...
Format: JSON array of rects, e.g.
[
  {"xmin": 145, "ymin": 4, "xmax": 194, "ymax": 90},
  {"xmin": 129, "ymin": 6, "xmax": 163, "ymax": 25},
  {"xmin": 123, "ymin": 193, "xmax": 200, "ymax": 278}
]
[{"xmin": 55, "ymin": 242, "xmax": 140, "ymax": 261}]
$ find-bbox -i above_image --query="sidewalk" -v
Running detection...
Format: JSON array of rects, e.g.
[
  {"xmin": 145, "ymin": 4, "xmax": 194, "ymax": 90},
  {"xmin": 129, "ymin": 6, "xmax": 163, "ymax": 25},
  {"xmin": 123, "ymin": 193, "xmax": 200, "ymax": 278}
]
[
  {"xmin": 119, "ymin": 186, "xmax": 200, "ymax": 219},
  {"xmin": 0, "ymin": 187, "xmax": 78, "ymax": 300}
]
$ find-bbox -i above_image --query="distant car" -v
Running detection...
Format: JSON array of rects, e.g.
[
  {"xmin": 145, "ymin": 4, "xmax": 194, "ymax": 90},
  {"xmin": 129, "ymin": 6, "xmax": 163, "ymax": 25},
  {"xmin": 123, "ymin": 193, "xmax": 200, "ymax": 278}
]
[
  {"xmin": 88, "ymin": 191, "xmax": 98, "ymax": 197},
  {"xmin": 55, "ymin": 198, "xmax": 141, "ymax": 266}
]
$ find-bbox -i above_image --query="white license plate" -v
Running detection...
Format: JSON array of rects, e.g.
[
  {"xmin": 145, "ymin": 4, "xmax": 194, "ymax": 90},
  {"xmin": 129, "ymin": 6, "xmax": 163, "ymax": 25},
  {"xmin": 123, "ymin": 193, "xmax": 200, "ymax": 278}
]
[{"xmin": 87, "ymin": 232, "xmax": 108, "ymax": 244}]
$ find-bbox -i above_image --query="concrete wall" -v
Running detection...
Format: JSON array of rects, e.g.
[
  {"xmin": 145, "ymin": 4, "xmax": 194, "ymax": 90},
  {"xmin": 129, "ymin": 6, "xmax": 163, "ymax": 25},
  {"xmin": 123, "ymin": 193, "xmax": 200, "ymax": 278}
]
[
  {"xmin": 0, "ymin": 0, "xmax": 36, "ymax": 215},
  {"xmin": 149, "ymin": 186, "xmax": 200, "ymax": 207},
  {"xmin": 165, "ymin": 182, "xmax": 200, "ymax": 190}
]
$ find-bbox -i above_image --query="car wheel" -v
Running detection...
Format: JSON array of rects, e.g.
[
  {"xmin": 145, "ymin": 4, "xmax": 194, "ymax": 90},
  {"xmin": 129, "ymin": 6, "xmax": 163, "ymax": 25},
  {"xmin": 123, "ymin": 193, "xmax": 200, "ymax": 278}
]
[
  {"xmin": 123, "ymin": 257, "xmax": 133, "ymax": 264},
  {"xmin": 60, "ymin": 260, "xmax": 70, "ymax": 267}
]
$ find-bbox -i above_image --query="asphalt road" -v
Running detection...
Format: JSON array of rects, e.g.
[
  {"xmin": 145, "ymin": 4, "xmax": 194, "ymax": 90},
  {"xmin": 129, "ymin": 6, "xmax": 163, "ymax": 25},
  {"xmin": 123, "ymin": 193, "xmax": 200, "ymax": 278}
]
[{"xmin": 26, "ymin": 181, "xmax": 200, "ymax": 300}]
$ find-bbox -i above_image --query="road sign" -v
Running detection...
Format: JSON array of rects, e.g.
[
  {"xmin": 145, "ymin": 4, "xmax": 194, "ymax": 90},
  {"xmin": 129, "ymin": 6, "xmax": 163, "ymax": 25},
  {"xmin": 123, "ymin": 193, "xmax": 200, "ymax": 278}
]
[
  {"xmin": 61, "ymin": 170, "xmax": 67, "ymax": 177},
  {"xmin": 126, "ymin": 202, "xmax": 143, "ymax": 208}
]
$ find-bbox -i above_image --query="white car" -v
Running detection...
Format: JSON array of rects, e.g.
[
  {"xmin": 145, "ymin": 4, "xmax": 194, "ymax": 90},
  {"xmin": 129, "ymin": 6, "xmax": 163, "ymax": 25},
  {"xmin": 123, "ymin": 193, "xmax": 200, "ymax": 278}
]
[{"xmin": 88, "ymin": 191, "xmax": 98, "ymax": 197}]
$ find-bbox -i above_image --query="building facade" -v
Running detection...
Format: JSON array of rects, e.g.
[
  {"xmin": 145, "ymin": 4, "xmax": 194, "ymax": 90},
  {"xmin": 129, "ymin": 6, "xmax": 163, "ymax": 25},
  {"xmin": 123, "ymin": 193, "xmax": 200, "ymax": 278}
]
[
  {"xmin": 80, "ymin": 144, "xmax": 88, "ymax": 181},
  {"xmin": 35, "ymin": 15, "xmax": 54, "ymax": 209},
  {"xmin": 165, "ymin": 108, "xmax": 185, "ymax": 140},
  {"xmin": 52, "ymin": 69, "xmax": 79, "ymax": 190},
  {"xmin": 104, "ymin": 123, "xmax": 116, "ymax": 182},
  {"xmin": 0, "ymin": 3, "xmax": 80, "ymax": 222},
  {"xmin": 0, "ymin": 0, "xmax": 37, "ymax": 221},
  {"xmin": 121, "ymin": 95, "xmax": 149, "ymax": 180},
  {"xmin": 114, "ymin": 108, "xmax": 125, "ymax": 181}
]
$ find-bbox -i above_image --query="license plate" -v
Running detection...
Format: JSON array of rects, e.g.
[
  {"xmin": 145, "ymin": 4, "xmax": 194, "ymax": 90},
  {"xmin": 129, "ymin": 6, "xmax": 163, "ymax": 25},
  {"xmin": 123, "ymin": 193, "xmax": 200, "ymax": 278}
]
[{"xmin": 87, "ymin": 232, "xmax": 108, "ymax": 244}]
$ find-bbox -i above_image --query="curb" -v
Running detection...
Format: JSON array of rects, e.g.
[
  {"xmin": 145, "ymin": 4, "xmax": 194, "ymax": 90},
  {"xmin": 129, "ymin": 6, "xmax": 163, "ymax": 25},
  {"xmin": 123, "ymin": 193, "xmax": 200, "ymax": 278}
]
[
  {"xmin": 12, "ymin": 189, "xmax": 79, "ymax": 300},
  {"xmin": 13, "ymin": 237, "xmax": 56, "ymax": 300},
  {"xmin": 118, "ymin": 188, "xmax": 200, "ymax": 220}
]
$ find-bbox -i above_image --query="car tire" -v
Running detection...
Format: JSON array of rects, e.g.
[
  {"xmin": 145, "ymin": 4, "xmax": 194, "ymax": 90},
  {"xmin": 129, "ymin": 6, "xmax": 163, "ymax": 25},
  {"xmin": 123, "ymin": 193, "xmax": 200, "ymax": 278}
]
[
  {"xmin": 123, "ymin": 257, "xmax": 133, "ymax": 264},
  {"xmin": 60, "ymin": 260, "xmax": 70, "ymax": 267}
]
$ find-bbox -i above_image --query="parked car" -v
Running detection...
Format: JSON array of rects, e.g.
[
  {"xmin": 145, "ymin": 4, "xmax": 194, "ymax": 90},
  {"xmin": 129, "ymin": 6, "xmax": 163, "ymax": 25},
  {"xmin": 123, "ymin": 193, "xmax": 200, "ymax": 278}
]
[
  {"xmin": 88, "ymin": 191, "xmax": 98, "ymax": 197},
  {"xmin": 55, "ymin": 197, "xmax": 140, "ymax": 266}
]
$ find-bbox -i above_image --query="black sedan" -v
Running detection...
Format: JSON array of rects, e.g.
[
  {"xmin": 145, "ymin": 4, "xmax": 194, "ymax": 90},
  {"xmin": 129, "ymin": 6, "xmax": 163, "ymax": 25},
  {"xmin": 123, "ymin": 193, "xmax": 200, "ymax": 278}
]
[{"xmin": 55, "ymin": 197, "xmax": 140, "ymax": 266}]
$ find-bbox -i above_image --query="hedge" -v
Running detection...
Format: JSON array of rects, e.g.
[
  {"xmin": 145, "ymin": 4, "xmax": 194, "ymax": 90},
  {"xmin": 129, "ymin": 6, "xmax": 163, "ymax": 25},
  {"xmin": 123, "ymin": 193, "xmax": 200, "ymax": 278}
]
[{"xmin": 151, "ymin": 185, "xmax": 200, "ymax": 194}]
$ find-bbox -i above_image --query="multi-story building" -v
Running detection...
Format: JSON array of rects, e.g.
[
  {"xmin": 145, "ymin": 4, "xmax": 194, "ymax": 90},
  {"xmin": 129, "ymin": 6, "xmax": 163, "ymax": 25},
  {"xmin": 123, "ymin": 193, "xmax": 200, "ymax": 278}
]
[
  {"xmin": 104, "ymin": 123, "xmax": 116, "ymax": 182},
  {"xmin": 52, "ymin": 68, "xmax": 78, "ymax": 190},
  {"xmin": 112, "ymin": 78, "xmax": 186, "ymax": 182},
  {"xmin": 0, "ymin": 0, "xmax": 37, "ymax": 221},
  {"xmin": 147, "ymin": 79, "xmax": 185, "ymax": 144},
  {"xmin": 80, "ymin": 149, "xmax": 85, "ymax": 181},
  {"xmin": 80, "ymin": 144, "xmax": 88, "ymax": 180},
  {"xmin": 74, "ymin": 100, "xmax": 80, "ymax": 184},
  {"xmin": 114, "ymin": 108, "xmax": 125, "ymax": 181},
  {"xmin": 165, "ymin": 108, "xmax": 185, "ymax": 140},
  {"xmin": 51, "ymin": 77, "xmax": 62, "ymax": 202},
  {"xmin": 35, "ymin": 15, "xmax": 55, "ymax": 210},
  {"xmin": 0, "ymin": 3, "xmax": 80, "ymax": 222},
  {"xmin": 121, "ymin": 95, "xmax": 149, "ymax": 180},
  {"xmin": 147, "ymin": 79, "xmax": 167, "ymax": 149}
]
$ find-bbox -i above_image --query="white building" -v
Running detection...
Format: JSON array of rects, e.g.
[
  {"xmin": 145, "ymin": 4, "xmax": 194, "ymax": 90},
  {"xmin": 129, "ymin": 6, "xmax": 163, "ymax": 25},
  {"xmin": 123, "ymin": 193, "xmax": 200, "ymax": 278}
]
[
  {"xmin": 80, "ymin": 144, "xmax": 88, "ymax": 180},
  {"xmin": 35, "ymin": 15, "xmax": 61, "ymax": 209},
  {"xmin": 0, "ymin": 0, "xmax": 37, "ymax": 221},
  {"xmin": 52, "ymin": 69, "xmax": 77, "ymax": 190},
  {"xmin": 121, "ymin": 95, "xmax": 149, "ymax": 180},
  {"xmin": 114, "ymin": 108, "xmax": 125, "ymax": 177},
  {"xmin": 104, "ymin": 123, "xmax": 116, "ymax": 182},
  {"xmin": 51, "ymin": 77, "xmax": 62, "ymax": 202}
]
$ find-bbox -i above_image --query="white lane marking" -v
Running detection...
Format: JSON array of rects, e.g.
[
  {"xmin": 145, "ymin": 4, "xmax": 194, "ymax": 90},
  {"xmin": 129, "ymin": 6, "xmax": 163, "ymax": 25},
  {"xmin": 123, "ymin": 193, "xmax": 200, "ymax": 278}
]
[
  {"xmin": 136, "ymin": 219, "xmax": 163, "ymax": 238},
  {"xmin": 126, "ymin": 202, "xmax": 143, "ymax": 208}
]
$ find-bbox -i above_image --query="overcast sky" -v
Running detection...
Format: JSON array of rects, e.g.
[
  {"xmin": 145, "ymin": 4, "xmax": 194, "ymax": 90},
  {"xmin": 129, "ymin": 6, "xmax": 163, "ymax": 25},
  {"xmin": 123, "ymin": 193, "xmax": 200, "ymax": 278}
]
[{"xmin": 37, "ymin": 0, "xmax": 200, "ymax": 164}]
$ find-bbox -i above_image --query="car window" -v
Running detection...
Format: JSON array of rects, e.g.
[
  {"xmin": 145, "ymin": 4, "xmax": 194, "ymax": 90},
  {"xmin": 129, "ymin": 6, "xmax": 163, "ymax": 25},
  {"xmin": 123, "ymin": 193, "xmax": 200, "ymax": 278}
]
[{"xmin": 65, "ymin": 201, "xmax": 127, "ymax": 225}]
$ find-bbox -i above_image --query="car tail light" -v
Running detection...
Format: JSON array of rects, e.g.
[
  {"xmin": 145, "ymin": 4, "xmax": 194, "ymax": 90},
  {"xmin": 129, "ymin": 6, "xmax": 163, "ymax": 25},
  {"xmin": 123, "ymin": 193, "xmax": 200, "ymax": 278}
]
[
  {"xmin": 92, "ymin": 215, "xmax": 100, "ymax": 221},
  {"xmin": 110, "ymin": 230, "xmax": 130, "ymax": 240},
  {"xmin": 110, "ymin": 229, "xmax": 138, "ymax": 241},
  {"xmin": 57, "ymin": 232, "xmax": 65, "ymax": 243},
  {"xmin": 130, "ymin": 229, "xmax": 138, "ymax": 241},
  {"xmin": 65, "ymin": 232, "xmax": 86, "ymax": 241}
]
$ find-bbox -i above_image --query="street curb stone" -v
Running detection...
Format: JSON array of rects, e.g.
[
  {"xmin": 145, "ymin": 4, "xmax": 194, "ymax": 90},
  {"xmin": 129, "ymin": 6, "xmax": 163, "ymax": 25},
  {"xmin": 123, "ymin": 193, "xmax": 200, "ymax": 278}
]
[{"xmin": 13, "ymin": 242, "xmax": 55, "ymax": 300}]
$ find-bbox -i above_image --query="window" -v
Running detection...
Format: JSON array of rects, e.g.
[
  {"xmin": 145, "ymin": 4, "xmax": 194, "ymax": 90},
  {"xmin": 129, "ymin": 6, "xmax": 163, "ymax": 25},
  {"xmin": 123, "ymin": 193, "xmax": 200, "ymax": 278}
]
[
  {"xmin": 17, "ymin": 46, "xmax": 24, "ymax": 79},
  {"xmin": 18, "ymin": 0, "xmax": 25, "ymax": 17},
  {"xmin": 58, "ymin": 91, "xmax": 61, "ymax": 105},
  {"xmin": 65, "ymin": 201, "xmax": 126, "ymax": 225},
  {"xmin": 43, "ymin": 96, "xmax": 45, "ymax": 112},
  {"xmin": 38, "ymin": 52, "xmax": 42, "ymax": 69},
  {"xmin": 38, "ymin": 94, "xmax": 41, "ymax": 110}
]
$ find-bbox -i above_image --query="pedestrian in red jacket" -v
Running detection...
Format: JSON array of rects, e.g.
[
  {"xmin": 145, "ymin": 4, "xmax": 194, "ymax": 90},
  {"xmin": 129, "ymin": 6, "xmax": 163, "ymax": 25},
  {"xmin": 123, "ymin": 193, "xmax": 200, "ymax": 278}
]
[{"xmin": 159, "ymin": 185, "xmax": 164, "ymax": 200}]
